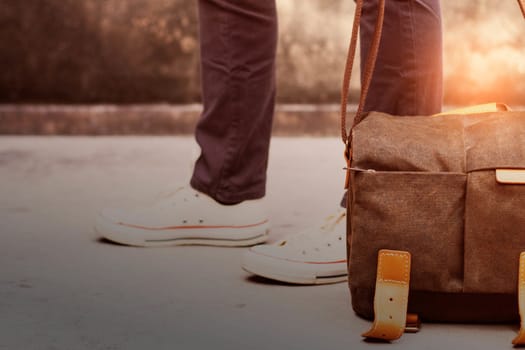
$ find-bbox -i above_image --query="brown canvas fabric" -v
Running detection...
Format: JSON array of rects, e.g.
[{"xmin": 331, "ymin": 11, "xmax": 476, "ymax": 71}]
[
  {"xmin": 348, "ymin": 111, "xmax": 525, "ymax": 322},
  {"xmin": 351, "ymin": 288, "xmax": 520, "ymax": 323}
]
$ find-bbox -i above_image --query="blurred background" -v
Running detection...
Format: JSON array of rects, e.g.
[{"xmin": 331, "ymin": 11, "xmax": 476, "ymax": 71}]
[{"xmin": 0, "ymin": 0, "xmax": 524, "ymax": 134}]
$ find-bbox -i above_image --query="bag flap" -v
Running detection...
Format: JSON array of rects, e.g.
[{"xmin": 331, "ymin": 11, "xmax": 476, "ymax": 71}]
[
  {"xmin": 464, "ymin": 112, "xmax": 525, "ymax": 172},
  {"xmin": 352, "ymin": 112, "xmax": 466, "ymax": 173},
  {"xmin": 352, "ymin": 111, "xmax": 525, "ymax": 174}
]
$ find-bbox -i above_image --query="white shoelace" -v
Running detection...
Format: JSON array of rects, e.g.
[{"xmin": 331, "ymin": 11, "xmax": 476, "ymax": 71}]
[{"xmin": 278, "ymin": 209, "xmax": 346, "ymax": 247}]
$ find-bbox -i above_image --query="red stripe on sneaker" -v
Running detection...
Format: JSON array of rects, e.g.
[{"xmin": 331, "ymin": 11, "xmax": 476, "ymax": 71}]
[
  {"xmin": 306, "ymin": 259, "xmax": 346, "ymax": 265},
  {"xmin": 250, "ymin": 249, "xmax": 347, "ymax": 265},
  {"xmin": 119, "ymin": 219, "xmax": 269, "ymax": 231}
]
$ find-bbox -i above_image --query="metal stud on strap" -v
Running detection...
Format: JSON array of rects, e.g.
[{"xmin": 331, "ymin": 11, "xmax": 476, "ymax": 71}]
[{"xmin": 405, "ymin": 314, "xmax": 421, "ymax": 333}]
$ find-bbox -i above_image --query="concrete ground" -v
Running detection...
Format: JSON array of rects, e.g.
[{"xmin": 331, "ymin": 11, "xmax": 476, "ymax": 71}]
[{"xmin": 0, "ymin": 136, "xmax": 518, "ymax": 350}]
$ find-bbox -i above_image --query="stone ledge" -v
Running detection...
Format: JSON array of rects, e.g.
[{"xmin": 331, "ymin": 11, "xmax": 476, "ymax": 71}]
[{"xmin": 0, "ymin": 104, "xmax": 351, "ymax": 136}]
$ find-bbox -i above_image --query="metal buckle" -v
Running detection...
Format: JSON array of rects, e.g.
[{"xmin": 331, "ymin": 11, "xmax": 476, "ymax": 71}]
[{"xmin": 405, "ymin": 313, "xmax": 421, "ymax": 333}]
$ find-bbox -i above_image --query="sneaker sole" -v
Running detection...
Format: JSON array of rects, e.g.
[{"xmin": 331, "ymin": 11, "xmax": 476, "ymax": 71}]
[
  {"xmin": 241, "ymin": 249, "xmax": 348, "ymax": 285},
  {"xmin": 95, "ymin": 215, "xmax": 270, "ymax": 247}
]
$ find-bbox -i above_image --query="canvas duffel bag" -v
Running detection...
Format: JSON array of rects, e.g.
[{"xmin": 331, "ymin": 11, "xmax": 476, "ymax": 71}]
[{"xmin": 342, "ymin": 0, "xmax": 525, "ymax": 344}]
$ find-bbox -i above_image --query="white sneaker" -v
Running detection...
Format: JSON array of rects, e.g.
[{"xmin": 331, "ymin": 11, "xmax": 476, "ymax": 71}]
[
  {"xmin": 95, "ymin": 186, "xmax": 270, "ymax": 247},
  {"xmin": 241, "ymin": 209, "xmax": 348, "ymax": 284}
]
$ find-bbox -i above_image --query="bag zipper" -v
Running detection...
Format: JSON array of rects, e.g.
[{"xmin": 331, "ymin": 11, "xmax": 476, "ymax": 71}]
[{"xmin": 344, "ymin": 167, "xmax": 377, "ymax": 173}]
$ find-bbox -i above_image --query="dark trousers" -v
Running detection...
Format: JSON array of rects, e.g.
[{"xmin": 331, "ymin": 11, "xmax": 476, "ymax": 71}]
[{"xmin": 191, "ymin": 0, "xmax": 442, "ymax": 204}]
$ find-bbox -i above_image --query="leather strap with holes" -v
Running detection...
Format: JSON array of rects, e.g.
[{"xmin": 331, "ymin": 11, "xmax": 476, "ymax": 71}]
[
  {"xmin": 362, "ymin": 250, "xmax": 411, "ymax": 341},
  {"xmin": 513, "ymin": 252, "xmax": 525, "ymax": 345},
  {"xmin": 364, "ymin": 251, "xmax": 525, "ymax": 345}
]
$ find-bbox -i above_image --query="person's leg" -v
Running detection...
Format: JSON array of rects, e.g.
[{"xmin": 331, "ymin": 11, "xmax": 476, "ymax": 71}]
[
  {"xmin": 95, "ymin": 1, "xmax": 277, "ymax": 247},
  {"xmin": 243, "ymin": 0, "xmax": 443, "ymax": 284},
  {"xmin": 191, "ymin": 0, "xmax": 278, "ymax": 205},
  {"xmin": 361, "ymin": 0, "xmax": 443, "ymax": 116}
]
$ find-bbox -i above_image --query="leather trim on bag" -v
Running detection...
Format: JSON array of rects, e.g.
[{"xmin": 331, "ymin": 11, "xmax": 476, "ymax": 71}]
[
  {"xmin": 496, "ymin": 169, "xmax": 525, "ymax": 185},
  {"xmin": 512, "ymin": 252, "xmax": 525, "ymax": 345},
  {"xmin": 362, "ymin": 249, "xmax": 411, "ymax": 342}
]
